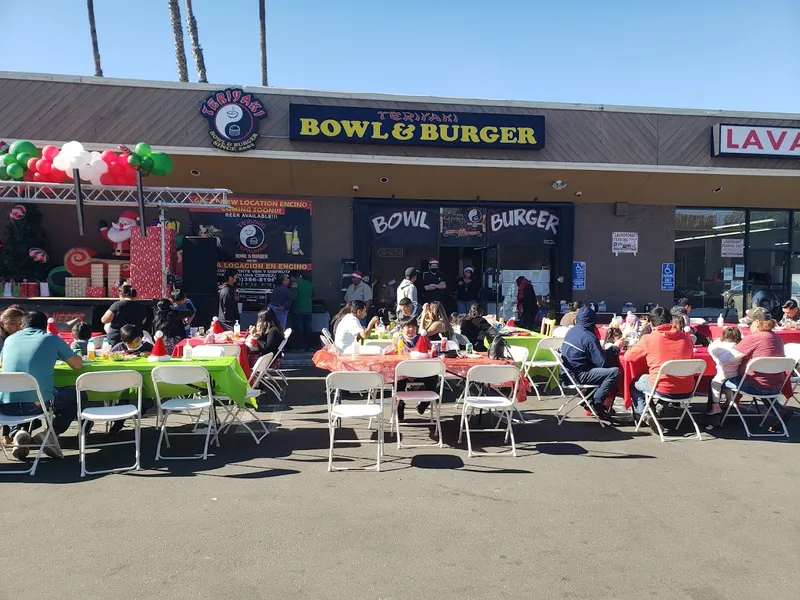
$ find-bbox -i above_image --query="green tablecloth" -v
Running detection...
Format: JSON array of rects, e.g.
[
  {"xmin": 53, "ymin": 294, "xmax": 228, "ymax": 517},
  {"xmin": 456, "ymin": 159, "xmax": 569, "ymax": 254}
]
[
  {"xmin": 503, "ymin": 330, "xmax": 559, "ymax": 386},
  {"xmin": 54, "ymin": 356, "xmax": 252, "ymax": 407}
]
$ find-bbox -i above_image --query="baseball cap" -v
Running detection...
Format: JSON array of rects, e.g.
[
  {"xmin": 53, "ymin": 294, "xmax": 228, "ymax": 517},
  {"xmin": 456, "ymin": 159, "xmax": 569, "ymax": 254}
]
[
  {"xmin": 782, "ymin": 300, "xmax": 798, "ymax": 309},
  {"xmin": 405, "ymin": 267, "xmax": 419, "ymax": 278}
]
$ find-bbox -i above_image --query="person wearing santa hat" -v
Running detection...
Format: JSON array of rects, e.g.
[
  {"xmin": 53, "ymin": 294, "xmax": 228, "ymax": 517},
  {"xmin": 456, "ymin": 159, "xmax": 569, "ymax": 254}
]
[
  {"xmin": 456, "ymin": 266, "xmax": 482, "ymax": 315},
  {"xmin": 422, "ymin": 258, "xmax": 447, "ymax": 306},
  {"xmin": 99, "ymin": 210, "xmax": 140, "ymax": 258},
  {"xmin": 344, "ymin": 270, "xmax": 372, "ymax": 308}
]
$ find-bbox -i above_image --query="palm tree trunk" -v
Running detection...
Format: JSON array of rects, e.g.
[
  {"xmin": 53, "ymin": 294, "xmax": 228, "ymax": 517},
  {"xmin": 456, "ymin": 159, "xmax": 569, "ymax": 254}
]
[
  {"xmin": 86, "ymin": 0, "xmax": 103, "ymax": 77},
  {"xmin": 184, "ymin": 0, "xmax": 207, "ymax": 83},
  {"xmin": 168, "ymin": 0, "xmax": 189, "ymax": 82},
  {"xmin": 259, "ymin": 0, "xmax": 268, "ymax": 86}
]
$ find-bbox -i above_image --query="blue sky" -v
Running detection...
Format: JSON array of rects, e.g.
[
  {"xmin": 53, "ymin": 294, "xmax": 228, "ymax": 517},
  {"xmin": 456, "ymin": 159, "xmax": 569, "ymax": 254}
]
[{"xmin": 0, "ymin": 0, "xmax": 797, "ymax": 112}]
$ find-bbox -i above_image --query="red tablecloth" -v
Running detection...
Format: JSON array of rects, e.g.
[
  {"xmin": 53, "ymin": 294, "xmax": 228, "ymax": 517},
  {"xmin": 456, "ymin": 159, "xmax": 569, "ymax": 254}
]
[
  {"xmin": 173, "ymin": 338, "xmax": 252, "ymax": 378},
  {"xmin": 312, "ymin": 348, "xmax": 530, "ymax": 402},
  {"xmin": 705, "ymin": 324, "xmax": 800, "ymax": 345}
]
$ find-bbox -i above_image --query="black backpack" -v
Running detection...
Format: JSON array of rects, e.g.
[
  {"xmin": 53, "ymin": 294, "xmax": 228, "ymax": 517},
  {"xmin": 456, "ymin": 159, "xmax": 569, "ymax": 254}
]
[{"xmin": 488, "ymin": 334, "xmax": 510, "ymax": 360}]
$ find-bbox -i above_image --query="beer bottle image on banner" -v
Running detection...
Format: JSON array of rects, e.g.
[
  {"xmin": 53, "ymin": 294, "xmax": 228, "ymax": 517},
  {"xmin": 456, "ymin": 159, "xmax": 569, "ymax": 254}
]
[{"xmin": 291, "ymin": 227, "xmax": 303, "ymax": 255}]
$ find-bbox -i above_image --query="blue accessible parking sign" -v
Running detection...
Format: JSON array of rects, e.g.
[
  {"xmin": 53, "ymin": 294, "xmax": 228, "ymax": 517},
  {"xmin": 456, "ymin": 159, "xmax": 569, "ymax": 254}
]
[
  {"xmin": 661, "ymin": 263, "xmax": 675, "ymax": 292},
  {"xmin": 573, "ymin": 261, "xmax": 586, "ymax": 291}
]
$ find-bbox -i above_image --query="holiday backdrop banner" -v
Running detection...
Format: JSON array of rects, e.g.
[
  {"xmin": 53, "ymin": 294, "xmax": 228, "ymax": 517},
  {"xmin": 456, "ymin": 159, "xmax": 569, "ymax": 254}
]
[{"xmin": 190, "ymin": 198, "xmax": 312, "ymax": 289}]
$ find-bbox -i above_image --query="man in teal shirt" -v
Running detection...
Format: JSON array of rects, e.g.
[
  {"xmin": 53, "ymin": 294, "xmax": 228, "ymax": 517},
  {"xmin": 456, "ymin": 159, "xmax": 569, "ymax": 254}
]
[
  {"xmin": 0, "ymin": 311, "xmax": 84, "ymax": 459},
  {"xmin": 290, "ymin": 270, "xmax": 314, "ymax": 352}
]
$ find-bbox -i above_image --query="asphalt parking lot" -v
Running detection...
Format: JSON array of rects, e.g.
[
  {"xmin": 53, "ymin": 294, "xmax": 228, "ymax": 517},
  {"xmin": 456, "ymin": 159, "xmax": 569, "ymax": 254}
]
[{"xmin": 2, "ymin": 368, "xmax": 799, "ymax": 600}]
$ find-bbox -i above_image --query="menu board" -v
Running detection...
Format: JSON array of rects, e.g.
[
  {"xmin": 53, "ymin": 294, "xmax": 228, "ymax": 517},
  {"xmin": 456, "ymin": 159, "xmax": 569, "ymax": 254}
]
[{"xmin": 439, "ymin": 206, "xmax": 487, "ymax": 247}]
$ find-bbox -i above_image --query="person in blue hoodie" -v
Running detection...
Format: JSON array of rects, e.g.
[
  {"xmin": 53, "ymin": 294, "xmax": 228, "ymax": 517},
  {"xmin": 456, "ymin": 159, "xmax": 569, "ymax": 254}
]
[{"xmin": 561, "ymin": 306, "xmax": 623, "ymax": 418}]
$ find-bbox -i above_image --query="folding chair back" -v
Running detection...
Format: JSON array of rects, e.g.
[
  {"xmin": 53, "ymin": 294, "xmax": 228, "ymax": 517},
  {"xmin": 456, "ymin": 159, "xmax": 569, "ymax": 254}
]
[
  {"xmin": 191, "ymin": 345, "xmax": 225, "ymax": 357},
  {"xmin": 782, "ymin": 343, "xmax": 800, "ymax": 362},
  {"xmin": 743, "ymin": 356, "xmax": 797, "ymax": 378},
  {"xmin": 326, "ymin": 371, "xmax": 384, "ymax": 394},
  {"xmin": 653, "ymin": 359, "xmax": 707, "ymax": 381},
  {"xmin": 357, "ymin": 344, "xmax": 383, "ymax": 354},
  {"xmin": 152, "ymin": 364, "xmax": 212, "ymax": 388},
  {"xmin": 465, "ymin": 364, "xmax": 520, "ymax": 392},
  {"xmin": 395, "ymin": 358, "xmax": 445, "ymax": 380},
  {"xmin": 249, "ymin": 353, "xmax": 273, "ymax": 387},
  {"xmin": 321, "ymin": 328, "xmax": 335, "ymax": 345},
  {"xmin": 536, "ymin": 336, "xmax": 563, "ymax": 356},
  {"xmin": 76, "ymin": 370, "xmax": 143, "ymax": 412},
  {"xmin": 636, "ymin": 359, "xmax": 707, "ymax": 442},
  {"xmin": 0, "ymin": 373, "xmax": 55, "ymax": 476},
  {"xmin": 216, "ymin": 344, "xmax": 241, "ymax": 358},
  {"xmin": 0, "ymin": 372, "xmax": 45, "ymax": 394},
  {"xmin": 506, "ymin": 345, "xmax": 529, "ymax": 365},
  {"xmin": 540, "ymin": 318, "xmax": 556, "ymax": 337}
]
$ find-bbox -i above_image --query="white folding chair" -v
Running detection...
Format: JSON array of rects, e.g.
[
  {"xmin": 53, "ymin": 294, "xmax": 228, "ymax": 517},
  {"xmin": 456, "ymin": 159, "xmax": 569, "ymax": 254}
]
[
  {"xmin": 443, "ymin": 340, "xmax": 464, "ymax": 392},
  {"xmin": 782, "ymin": 344, "xmax": 800, "ymax": 402},
  {"xmin": 553, "ymin": 348, "xmax": 606, "ymax": 428},
  {"xmin": 720, "ymin": 357, "xmax": 796, "ymax": 438},
  {"xmin": 267, "ymin": 328, "xmax": 292, "ymax": 388},
  {"xmin": 151, "ymin": 365, "xmax": 219, "ymax": 460},
  {"xmin": 633, "ymin": 359, "xmax": 706, "ymax": 442},
  {"xmin": 458, "ymin": 365, "xmax": 520, "ymax": 457},
  {"xmin": 0, "ymin": 373, "xmax": 60, "ymax": 476},
  {"xmin": 523, "ymin": 337, "xmax": 565, "ymax": 400},
  {"xmin": 216, "ymin": 344, "xmax": 242, "ymax": 359},
  {"xmin": 356, "ymin": 344, "xmax": 383, "ymax": 355},
  {"xmin": 191, "ymin": 345, "xmax": 225, "ymax": 358},
  {"xmin": 321, "ymin": 327, "xmax": 335, "ymax": 345},
  {"xmin": 325, "ymin": 371, "xmax": 385, "ymax": 472},
  {"xmin": 76, "ymin": 370, "xmax": 143, "ymax": 476},
  {"xmin": 216, "ymin": 353, "xmax": 273, "ymax": 444},
  {"xmin": 393, "ymin": 359, "xmax": 446, "ymax": 449}
]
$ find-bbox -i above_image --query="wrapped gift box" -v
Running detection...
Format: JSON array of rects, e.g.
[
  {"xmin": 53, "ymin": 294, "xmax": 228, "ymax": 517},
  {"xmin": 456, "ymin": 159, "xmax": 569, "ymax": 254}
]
[
  {"xmin": 130, "ymin": 226, "xmax": 177, "ymax": 299},
  {"xmin": 86, "ymin": 286, "xmax": 106, "ymax": 298},
  {"xmin": 65, "ymin": 277, "xmax": 88, "ymax": 297},
  {"xmin": 90, "ymin": 263, "xmax": 105, "ymax": 287}
]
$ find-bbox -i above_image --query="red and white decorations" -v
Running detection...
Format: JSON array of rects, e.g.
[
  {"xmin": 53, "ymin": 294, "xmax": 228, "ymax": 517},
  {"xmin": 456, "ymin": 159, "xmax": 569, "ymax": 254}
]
[
  {"xmin": 85, "ymin": 286, "xmax": 106, "ymax": 298},
  {"xmin": 9, "ymin": 205, "xmax": 26, "ymax": 221},
  {"xmin": 64, "ymin": 246, "xmax": 97, "ymax": 276},
  {"xmin": 100, "ymin": 210, "xmax": 140, "ymax": 258},
  {"xmin": 47, "ymin": 318, "xmax": 59, "ymax": 335},
  {"xmin": 129, "ymin": 225, "xmax": 177, "ymax": 299},
  {"xmin": 28, "ymin": 247, "xmax": 48, "ymax": 263},
  {"xmin": 713, "ymin": 124, "xmax": 800, "ymax": 158},
  {"xmin": 211, "ymin": 316, "xmax": 224, "ymax": 334},
  {"xmin": 148, "ymin": 331, "xmax": 171, "ymax": 362}
]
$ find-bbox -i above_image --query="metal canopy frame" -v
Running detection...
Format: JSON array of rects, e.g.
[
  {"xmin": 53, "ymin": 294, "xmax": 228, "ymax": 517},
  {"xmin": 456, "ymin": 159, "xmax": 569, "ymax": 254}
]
[{"xmin": 0, "ymin": 181, "xmax": 231, "ymax": 298}]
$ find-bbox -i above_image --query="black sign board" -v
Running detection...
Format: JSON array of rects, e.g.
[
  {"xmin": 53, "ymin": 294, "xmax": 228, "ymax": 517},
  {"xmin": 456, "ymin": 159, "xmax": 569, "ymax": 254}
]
[
  {"xmin": 487, "ymin": 206, "xmax": 559, "ymax": 246},
  {"xmin": 366, "ymin": 206, "xmax": 439, "ymax": 247},
  {"xmin": 289, "ymin": 104, "xmax": 545, "ymax": 150},
  {"xmin": 439, "ymin": 206, "xmax": 487, "ymax": 247}
]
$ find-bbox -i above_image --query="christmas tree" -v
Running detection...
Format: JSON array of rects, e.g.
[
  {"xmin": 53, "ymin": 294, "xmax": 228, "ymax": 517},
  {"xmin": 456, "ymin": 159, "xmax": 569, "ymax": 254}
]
[{"xmin": 0, "ymin": 204, "xmax": 52, "ymax": 281}]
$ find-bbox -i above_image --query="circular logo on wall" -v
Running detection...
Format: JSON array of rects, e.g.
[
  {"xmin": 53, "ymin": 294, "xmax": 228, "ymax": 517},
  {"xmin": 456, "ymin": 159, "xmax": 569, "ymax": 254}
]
[
  {"xmin": 467, "ymin": 208, "xmax": 484, "ymax": 223},
  {"xmin": 200, "ymin": 88, "xmax": 267, "ymax": 153},
  {"xmin": 240, "ymin": 224, "xmax": 266, "ymax": 249}
]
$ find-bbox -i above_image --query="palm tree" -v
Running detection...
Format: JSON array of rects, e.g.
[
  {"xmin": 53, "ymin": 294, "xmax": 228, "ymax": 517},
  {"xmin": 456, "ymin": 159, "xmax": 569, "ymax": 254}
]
[
  {"xmin": 259, "ymin": 0, "xmax": 268, "ymax": 86},
  {"xmin": 168, "ymin": 0, "xmax": 189, "ymax": 82},
  {"xmin": 184, "ymin": 0, "xmax": 207, "ymax": 83},
  {"xmin": 86, "ymin": 0, "xmax": 103, "ymax": 77}
]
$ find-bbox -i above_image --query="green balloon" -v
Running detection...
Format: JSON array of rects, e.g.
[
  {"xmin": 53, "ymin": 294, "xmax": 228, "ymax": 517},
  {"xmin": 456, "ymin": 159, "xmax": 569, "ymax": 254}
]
[
  {"xmin": 127, "ymin": 154, "xmax": 141, "ymax": 168},
  {"xmin": 140, "ymin": 156, "xmax": 154, "ymax": 171},
  {"xmin": 16, "ymin": 153, "xmax": 31, "ymax": 168},
  {"xmin": 1, "ymin": 153, "xmax": 17, "ymax": 166},
  {"xmin": 8, "ymin": 140, "xmax": 37, "ymax": 157},
  {"xmin": 135, "ymin": 142, "xmax": 152, "ymax": 157},
  {"xmin": 6, "ymin": 163, "xmax": 23, "ymax": 179},
  {"xmin": 0, "ymin": 165, "xmax": 8, "ymax": 180},
  {"xmin": 149, "ymin": 152, "xmax": 173, "ymax": 176}
]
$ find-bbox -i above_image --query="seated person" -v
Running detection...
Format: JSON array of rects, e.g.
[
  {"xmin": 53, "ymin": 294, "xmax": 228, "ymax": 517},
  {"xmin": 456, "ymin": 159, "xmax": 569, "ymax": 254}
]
[
  {"xmin": 625, "ymin": 306, "xmax": 694, "ymax": 426},
  {"xmin": 460, "ymin": 302, "xmax": 495, "ymax": 352},
  {"xmin": 330, "ymin": 302, "xmax": 353, "ymax": 337},
  {"xmin": 621, "ymin": 312, "xmax": 640, "ymax": 338},
  {"xmin": 333, "ymin": 300, "xmax": 379, "ymax": 354},
  {"xmin": 780, "ymin": 300, "xmax": 800, "ymax": 328},
  {"xmin": 560, "ymin": 301, "xmax": 582, "ymax": 327},
  {"xmin": 727, "ymin": 316, "xmax": 786, "ymax": 396},
  {"xmin": 603, "ymin": 327, "xmax": 623, "ymax": 351},
  {"xmin": 391, "ymin": 316, "xmax": 433, "ymax": 421},
  {"xmin": 247, "ymin": 308, "xmax": 284, "ymax": 366},
  {"xmin": 110, "ymin": 324, "xmax": 153, "ymax": 356},
  {"xmin": 706, "ymin": 326, "xmax": 743, "ymax": 416},
  {"xmin": 561, "ymin": 307, "xmax": 622, "ymax": 419},
  {"xmin": 171, "ymin": 289, "xmax": 197, "ymax": 335},
  {"xmin": 418, "ymin": 301, "xmax": 453, "ymax": 341},
  {"xmin": 152, "ymin": 298, "xmax": 186, "ymax": 353},
  {"xmin": 0, "ymin": 310, "xmax": 84, "ymax": 459},
  {"xmin": 638, "ymin": 315, "xmax": 652, "ymax": 336},
  {"xmin": 397, "ymin": 297, "xmax": 416, "ymax": 320},
  {"xmin": 70, "ymin": 321, "xmax": 92, "ymax": 356},
  {"xmin": 739, "ymin": 306, "xmax": 767, "ymax": 326}
]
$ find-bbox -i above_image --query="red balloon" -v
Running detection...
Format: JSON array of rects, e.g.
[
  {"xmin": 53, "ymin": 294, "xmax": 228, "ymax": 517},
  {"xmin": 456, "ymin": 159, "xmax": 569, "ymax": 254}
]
[
  {"xmin": 41, "ymin": 145, "xmax": 59, "ymax": 160},
  {"xmin": 27, "ymin": 157, "xmax": 39, "ymax": 171},
  {"xmin": 33, "ymin": 172, "xmax": 45, "ymax": 182},
  {"xmin": 50, "ymin": 168, "xmax": 66, "ymax": 182},
  {"xmin": 109, "ymin": 162, "xmax": 123, "ymax": 176},
  {"xmin": 36, "ymin": 159, "xmax": 52, "ymax": 174},
  {"xmin": 101, "ymin": 150, "xmax": 118, "ymax": 164},
  {"xmin": 99, "ymin": 173, "xmax": 115, "ymax": 185},
  {"xmin": 23, "ymin": 170, "xmax": 35, "ymax": 182}
]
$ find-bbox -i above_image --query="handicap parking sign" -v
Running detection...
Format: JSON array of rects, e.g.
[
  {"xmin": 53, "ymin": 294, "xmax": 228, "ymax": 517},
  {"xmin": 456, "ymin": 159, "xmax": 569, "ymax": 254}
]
[
  {"xmin": 573, "ymin": 261, "xmax": 586, "ymax": 291},
  {"xmin": 661, "ymin": 263, "xmax": 675, "ymax": 292}
]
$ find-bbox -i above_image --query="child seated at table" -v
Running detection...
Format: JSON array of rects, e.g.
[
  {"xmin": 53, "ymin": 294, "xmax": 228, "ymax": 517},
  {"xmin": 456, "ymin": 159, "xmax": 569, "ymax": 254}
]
[
  {"xmin": 171, "ymin": 289, "xmax": 197, "ymax": 336},
  {"xmin": 706, "ymin": 326, "xmax": 743, "ymax": 416},
  {"xmin": 246, "ymin": 308, "xmax": 284, "ymax": 368},
  {"xmin": 111, "ymin": 324, "xmax": 153, "ymax": 356},
  {"xmin": 70, "ymin": 321, "xmax": 92, "ymax": 356},
  {"xmin": 391, "ymin": 316, "xmax": 435, "ymax": 421},
  {"xmin": 603, "ymin": 327, "xmax": 623, "ymax": 351},
  {"xmin": 639, "ymin": 315, "xmax": 652, "ymax": 336}
]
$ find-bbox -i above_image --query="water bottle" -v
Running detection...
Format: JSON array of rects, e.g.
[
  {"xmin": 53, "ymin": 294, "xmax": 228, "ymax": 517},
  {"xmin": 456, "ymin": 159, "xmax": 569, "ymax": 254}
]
[
  {"xmin": 233, "ymin": 320, "xmax": 241, "ymax": 339},
  {"xmin": 87, "ymin": 340, "xmax": 96, "ymax": 361},
  {"xmin": 101, "ymin": 338, "xmax": 110, "ymax": 359},
  {"xmin": 717, "ymin": 314, "xmax": 724, "ymax": 328},
  {"xmin": 184, "ymin": 344, "xmax": 193, "ymax": 360}
]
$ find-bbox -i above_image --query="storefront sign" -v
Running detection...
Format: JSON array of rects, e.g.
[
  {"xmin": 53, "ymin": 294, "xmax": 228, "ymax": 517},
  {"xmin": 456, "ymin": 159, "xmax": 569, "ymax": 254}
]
[
  {"xmin": 289, "ymin": 104, "xmax": 545, "ymax": 150},
  {"xmin": 572, "ymin": 261, "xmax": 586, "ymax": 291},
  {"xmin": 723, "ymin": 268, "xmax": 734, "ymax": 282},
  {"xmin": 661, "ymin": 263, "xmax": 675, "ymax": 292},
  {"xmin": 712, "ymin": 124, "xmax": 800, "ymax": 158},
  {"xmin": 487, "ymin": 207, "xmax": 559, "ymax": 246},
  {"xmin": 367, "ymin": 207, "xmax": 438, "ymax": 247},
  {"xmin": 735, "ymin": 264, "xmax": 745, "ymax": 278},
  {"xmin": 376, "ymin": 248, "xmax": 405, "ymax": 258},
  {"xmin": 200, "ymin": 88, "xmax": 266, "ymax": 152},
  {"xmin": 612, "ymin": 232, "xmax": 638, "ymax": 256},
  {"xmin": 190, "ymin": 198, "xmax": 312, "ymax": 289},
  {"xmin": 440, "ymin": 207, "xmax": 486, "ymax": 246},
  {"xmin": 721, "ymin": 238, "xmax": 744, "ymax": 258}
]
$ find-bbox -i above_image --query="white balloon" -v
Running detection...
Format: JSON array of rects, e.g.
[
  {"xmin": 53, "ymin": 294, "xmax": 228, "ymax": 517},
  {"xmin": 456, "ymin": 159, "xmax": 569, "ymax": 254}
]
[
  {"xmin": 62, "ymin": 141, "xmax": 84, "ymax": 156},
  {"xmin": 90, "ymin": 151, "xmax": 102, "ymax": 161},
  {"xmin": 89, "ymin": 158, "xmax": 108, "ymax": 174},
  {"xmin": 52, "ymin": 153, "xmax": 70, "ymax": 172},
  {"xmin": 89, "ymin": 176, "xmax": 104, "ymax": 186}
]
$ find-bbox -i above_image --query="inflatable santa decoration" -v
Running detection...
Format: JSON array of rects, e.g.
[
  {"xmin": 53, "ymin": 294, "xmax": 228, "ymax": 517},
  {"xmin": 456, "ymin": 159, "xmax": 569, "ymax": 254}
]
[
  {"xmin": 147, "ymin": 331, "xmax": 171, "ymax": 362},
  {"xmin": 99, "ymin": 210, "xmax": 140, "ymax": 258}
]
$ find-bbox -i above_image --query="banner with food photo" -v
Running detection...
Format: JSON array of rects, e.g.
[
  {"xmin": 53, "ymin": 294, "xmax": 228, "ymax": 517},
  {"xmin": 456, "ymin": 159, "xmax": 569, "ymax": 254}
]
[{"xmin": 189, "ymin": 198, "xmax": 312, "ymax": 289}]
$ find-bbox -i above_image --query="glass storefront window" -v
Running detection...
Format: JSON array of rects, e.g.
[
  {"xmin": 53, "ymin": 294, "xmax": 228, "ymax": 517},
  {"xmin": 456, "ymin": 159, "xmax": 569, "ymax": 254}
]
[
  {"xmin": 674, "ymin": 209, "xmax": 745, "ymax": 313},
  {"xmin": 748, "ymin": 210, "xmax": 790, "ymax": 250}
]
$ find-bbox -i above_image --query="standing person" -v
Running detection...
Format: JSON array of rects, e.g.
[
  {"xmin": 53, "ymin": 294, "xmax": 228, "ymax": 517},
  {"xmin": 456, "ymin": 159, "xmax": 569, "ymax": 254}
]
[
  {"xmin": 171, "ymin": 289, "xmax": 197, "ymax": 336},
  {"xmin": 421, "ymin": 258, "xmax": 446, "ymax": 305},
  {"xmin": 269, "ymin": 273, "xmax": 297, "ymax": 330},
  {"xmin": 290, "ymin": 270, "xmax": 314, "ymax": 352},
  {"xmin": 0, "ymin": 311, "xmax": 84, "ymax": 458},
  {"xmin": 100, "ymin": 283, "xmax": 146, "ymax": 346},
  {"xmin": 515, "ymin": 276, "xmax": 536, "ymax": 329},
  {"xmin": 218, "ymin": 268, "xmax": 240, "ymax": 327},
  {"xmin": 0, "ymin": 307, "xmax": 24, "ymax": 354},
  {"xmin": 344, "ymin": 270, "xmax": 372, "ymax": 308},
  {"xmin": 397, "ymin": 268, "xmax": 420, "ymax": 317},
  {"xmin": 152, "ymin": 299, "xmax": 186, "ymax": 353},
  {"xmin": 456, "ymin": 267, "xmax": 481, "ymax": 315}
]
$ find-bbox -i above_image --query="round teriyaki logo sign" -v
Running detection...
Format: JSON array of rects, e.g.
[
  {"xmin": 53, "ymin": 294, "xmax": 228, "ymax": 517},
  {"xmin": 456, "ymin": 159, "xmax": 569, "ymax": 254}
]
[{"xmin": 200, "ymin": 88, "xmax": 266, "ymax": 152}]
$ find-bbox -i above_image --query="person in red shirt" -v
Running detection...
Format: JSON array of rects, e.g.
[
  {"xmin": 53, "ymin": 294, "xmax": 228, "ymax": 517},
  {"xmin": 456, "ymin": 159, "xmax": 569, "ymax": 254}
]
[
  {"xmin": 624, "ymin": 306, "xmax": 694, "ymax": 419},
  {"xmin": 727, "ymin": 317, "xmax": 786, "ymax": 394}
]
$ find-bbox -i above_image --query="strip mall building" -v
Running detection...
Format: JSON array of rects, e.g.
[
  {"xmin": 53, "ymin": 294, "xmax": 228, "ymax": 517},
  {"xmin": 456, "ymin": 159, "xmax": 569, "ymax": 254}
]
[{"xmin": 0, "ymin": 72, "xmax": 798, "ymax": 321}]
